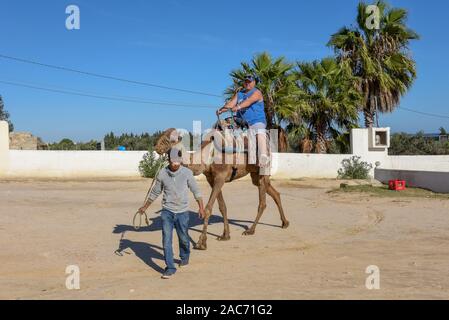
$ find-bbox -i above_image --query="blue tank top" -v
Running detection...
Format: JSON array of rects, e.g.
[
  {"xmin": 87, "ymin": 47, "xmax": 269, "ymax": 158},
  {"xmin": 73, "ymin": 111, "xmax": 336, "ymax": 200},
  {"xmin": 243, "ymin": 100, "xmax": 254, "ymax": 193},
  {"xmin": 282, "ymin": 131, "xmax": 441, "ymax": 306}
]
[{"xmin": 236, "ymin": 88, "xmax": 267, "ymax": 126}]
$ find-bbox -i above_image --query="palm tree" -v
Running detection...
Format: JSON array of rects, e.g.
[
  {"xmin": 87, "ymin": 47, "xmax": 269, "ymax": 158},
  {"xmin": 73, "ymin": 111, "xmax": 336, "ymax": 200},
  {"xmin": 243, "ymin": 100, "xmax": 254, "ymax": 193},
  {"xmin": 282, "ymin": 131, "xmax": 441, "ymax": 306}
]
[
  {"xmin": 328, "ymin": 0, "xmax": 419, "ymax": 127},
  {"xmin": 294, "ymin": 58, "xmax": 362, "ymax": 154},
  {"xmin": 225, "ymin": 52, "xmax": 300, "ymax": 127}
]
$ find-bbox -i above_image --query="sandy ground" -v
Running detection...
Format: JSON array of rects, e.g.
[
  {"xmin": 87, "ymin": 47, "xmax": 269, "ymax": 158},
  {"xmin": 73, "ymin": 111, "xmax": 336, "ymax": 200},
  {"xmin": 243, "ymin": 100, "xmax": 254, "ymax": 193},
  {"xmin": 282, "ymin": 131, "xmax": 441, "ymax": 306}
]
[{"xmin": 1, "ymin": 178, "xmax": 449, "ymax": 300}]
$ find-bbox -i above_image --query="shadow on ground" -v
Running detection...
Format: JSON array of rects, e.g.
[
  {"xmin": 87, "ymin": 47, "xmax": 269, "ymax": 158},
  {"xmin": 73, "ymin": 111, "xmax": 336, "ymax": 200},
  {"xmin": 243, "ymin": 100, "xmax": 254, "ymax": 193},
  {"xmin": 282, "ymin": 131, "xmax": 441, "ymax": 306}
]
[
  {"xmin": 114, "ymin": 210, "xmax": 282, "ymax": 236},
  {"xmin": 113, "ymin": 210, "xmax": 282, "ymax": 273},
  {"xmin": 115, "ymin": 239, "xmax": 169, "ymax": 273}
]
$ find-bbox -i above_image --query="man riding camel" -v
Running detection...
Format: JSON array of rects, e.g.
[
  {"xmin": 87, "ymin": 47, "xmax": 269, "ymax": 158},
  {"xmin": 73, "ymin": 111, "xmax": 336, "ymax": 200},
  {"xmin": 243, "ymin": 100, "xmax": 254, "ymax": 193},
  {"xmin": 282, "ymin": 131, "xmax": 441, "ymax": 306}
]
[{"xmin": 217, "ymin": 74, "xmax": 270, "ymax": 172}]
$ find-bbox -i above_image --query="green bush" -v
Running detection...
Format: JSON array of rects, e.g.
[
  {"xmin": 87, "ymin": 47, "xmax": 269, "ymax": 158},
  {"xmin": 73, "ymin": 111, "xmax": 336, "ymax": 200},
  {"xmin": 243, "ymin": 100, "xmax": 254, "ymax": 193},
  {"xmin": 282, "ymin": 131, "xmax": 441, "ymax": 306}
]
[
  {"xmin": 337, "ymin": 156, "xmax": 373, "ymax": 180},
  {"xmin": 48, "ymin": 138, "xmax": 99, "ymax": 150},
  {"xmin": 389, "ymin": 131, "xmax": 449, "ymax": 155},
  {"xmin": 138, "ymin": 151, "xmax": 166, "ymax": 178},
  {"xmin": 104, "ymin": 131, "xmax": 163, "ymax": 151}
]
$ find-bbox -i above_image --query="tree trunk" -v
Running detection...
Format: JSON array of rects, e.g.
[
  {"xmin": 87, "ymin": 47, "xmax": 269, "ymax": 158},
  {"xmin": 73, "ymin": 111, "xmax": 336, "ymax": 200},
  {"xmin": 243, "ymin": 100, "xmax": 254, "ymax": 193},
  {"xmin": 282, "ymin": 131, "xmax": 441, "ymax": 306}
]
[
  {"xmin": 364, "ymin": 108, "xmax": 375, "ymax": 128},
  {"xmin": 315, "ymin": 124, "xmax": 327, "ymax": 154},
  {"xmin": 264, "ymin": 100, "xmax": 275, "ymax": 127},
  {"xmin": 277, "ymin": 126, "xmax": 289, "ymax": 153},
  {"xmin": 300, "ymin": 138, "xmax": 313, "ymax": 153}
]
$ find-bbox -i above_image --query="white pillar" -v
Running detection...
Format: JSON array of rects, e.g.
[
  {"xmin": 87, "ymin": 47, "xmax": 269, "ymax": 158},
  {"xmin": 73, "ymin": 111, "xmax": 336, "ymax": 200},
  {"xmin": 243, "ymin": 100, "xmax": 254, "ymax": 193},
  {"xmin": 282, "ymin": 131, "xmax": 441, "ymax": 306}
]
[
  {"xmin": 350, "ymin": 128, "xmax": 370, "ymax": 156},
  {"xmin": 0, "ymin": 120, "xmax": 10, "ymax": 175},
  {"xmin": 350, "ymin": 127, "xmax": 390, "ymax": 173}
]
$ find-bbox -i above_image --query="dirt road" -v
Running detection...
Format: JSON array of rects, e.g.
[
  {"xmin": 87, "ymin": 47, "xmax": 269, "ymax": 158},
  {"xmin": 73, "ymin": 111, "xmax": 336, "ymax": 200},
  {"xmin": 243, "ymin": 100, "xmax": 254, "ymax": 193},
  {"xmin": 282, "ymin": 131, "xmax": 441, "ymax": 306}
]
[{"xmin": 1, "ymin": 178, "xmax": 448, "ymax": 299}]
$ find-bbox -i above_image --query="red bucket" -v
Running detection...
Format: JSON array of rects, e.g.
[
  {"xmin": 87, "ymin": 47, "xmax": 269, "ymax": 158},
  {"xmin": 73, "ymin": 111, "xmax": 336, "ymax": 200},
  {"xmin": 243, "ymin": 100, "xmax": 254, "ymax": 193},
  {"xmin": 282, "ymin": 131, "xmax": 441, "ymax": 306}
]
[{"xmin": 389, "ymin": 180, "xmax": 406, "ymax": 191}]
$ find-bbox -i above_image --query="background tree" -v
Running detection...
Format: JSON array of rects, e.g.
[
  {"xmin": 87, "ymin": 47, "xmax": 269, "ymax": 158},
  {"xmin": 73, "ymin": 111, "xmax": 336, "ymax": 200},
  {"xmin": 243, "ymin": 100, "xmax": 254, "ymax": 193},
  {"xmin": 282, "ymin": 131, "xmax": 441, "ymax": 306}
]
[
  {"xmin": 48, "ymin": 132, "xmax": 164, "ymax": 151},
  {"xmin": 49, "ymin": 138, "xmax": 76, "ymax": 150},
  {"xmin": 328, "ymin": 0, "xmax": 419, "ymax": 127},
  {"xmin": 0, "ymin": 95, "xmax": 14, "ymax": 132},
  {"xmin": 103, "ymin": 131, "xmax": 163, "ymax": 150},
  {"xmin": 294, "ymin": 58, "xmax": 362, "ymax": 153},
  {"xmin": 389, "ymin": 131, "xmax": 449, "ymax": 155},
  {"xmin": 285, "ymin": 122, "xmax": 310, "ymax": 153}
]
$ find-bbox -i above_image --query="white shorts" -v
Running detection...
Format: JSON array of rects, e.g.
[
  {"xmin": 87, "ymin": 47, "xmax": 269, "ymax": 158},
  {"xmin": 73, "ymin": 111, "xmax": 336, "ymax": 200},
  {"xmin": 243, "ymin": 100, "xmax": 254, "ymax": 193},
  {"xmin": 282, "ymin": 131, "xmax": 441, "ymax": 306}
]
[
  {"xmin": 249, "ymin": 122, "xmax": 267, "ymax": 134},
  {"xmin": 247, "ymin": 122, "xmax": 270, "ymax": 174},
  {"xmin": 248, "ymin": 123, "xmax": 267, "ymax": 156}
]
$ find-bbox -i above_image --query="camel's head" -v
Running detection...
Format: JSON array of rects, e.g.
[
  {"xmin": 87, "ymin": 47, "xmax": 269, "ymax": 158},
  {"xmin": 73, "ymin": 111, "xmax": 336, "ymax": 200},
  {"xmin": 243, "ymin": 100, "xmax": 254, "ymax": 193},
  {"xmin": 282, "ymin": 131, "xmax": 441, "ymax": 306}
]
[{"xmin": 154, "ymin": 128, "xmax": 182, "ymax": 155}]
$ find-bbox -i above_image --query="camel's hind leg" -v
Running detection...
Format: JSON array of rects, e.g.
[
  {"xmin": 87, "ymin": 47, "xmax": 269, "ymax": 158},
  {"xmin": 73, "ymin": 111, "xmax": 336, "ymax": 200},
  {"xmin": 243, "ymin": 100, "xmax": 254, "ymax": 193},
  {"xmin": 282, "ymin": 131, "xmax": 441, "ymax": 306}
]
[
  {"xmin": 194, "ymin": 177, "xmax": 225, "ymax": 250},
  {"xmin": 243, "ymin": 174, "xmax": 268, "ymax": 236},
  {"xmin": 266, "ymin": 180, "xmax": 289, "ymax": 229}
]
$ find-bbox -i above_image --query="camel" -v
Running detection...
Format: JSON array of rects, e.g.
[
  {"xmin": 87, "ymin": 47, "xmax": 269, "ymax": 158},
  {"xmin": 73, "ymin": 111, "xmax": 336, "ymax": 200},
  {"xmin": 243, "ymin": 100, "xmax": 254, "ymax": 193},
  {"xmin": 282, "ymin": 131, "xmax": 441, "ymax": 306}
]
[{"xmin": 153, "ymin": 126, "xmax": 289, "ymax": 250}]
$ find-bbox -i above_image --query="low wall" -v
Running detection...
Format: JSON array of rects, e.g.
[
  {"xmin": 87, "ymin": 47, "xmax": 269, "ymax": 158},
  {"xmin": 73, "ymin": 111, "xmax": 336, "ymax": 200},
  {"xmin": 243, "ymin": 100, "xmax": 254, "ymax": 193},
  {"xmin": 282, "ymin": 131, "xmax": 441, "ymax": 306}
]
[
  {"xmin": 5, "ymin": 150, "xmax": 147, "ymax": 178},
  {"xmin": 375, "ymin": 168, "xmax": 449, "ymax": 193},
  {"xmin": 0, "ymin": 122, "xmax": 8, "ymax": 175},
  {"xmin": 0, "ymin": 150, "xmax": 383, "ymax": 180},
  {"xmin": 2, "ymin": 150, "xmax": 350, "ymax": 179},
  {"xmin": 2, "ymin": 120, "xmax": 449, "ymax": 191},
  {"xmin": 2, "ymin": 150, "xmax": 449, "ymax": 180},
  {"xmin": 271, "ymin": 153, "xmax": 349, "ymax": 179},
  {"xmin": 387, "ymin": 155, "xmax": 449, "ymax": 172}
]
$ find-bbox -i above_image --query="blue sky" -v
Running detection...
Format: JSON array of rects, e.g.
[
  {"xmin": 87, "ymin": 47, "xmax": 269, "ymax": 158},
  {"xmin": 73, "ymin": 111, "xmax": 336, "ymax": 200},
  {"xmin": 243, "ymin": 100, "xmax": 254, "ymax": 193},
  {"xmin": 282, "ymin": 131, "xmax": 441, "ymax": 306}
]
[{"xmin": 1, "ymin": 0, "xmax": 448, "ymax": 142}]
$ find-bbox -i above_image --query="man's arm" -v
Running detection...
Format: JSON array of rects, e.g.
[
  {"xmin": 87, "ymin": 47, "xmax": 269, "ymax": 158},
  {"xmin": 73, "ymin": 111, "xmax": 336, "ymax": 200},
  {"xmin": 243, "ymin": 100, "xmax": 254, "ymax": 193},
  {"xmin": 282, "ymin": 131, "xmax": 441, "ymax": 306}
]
[
  {"xmin": 138, "ymin": 173, "xmax": 163, "ymax": 214},
  {"xmin": 232, "ymin": 90, "xmax": 263, "ymax": 112},
  {"xmin": 196, "ymin": 198, "xmax": 205, "ymax": 219},
  {"xmin": 187, "ymin": 171, "xmax": 206, "ymax": 219},
  {"xmin": 217, "ymin": 94, "xmax": 237, "ymax": 115}
]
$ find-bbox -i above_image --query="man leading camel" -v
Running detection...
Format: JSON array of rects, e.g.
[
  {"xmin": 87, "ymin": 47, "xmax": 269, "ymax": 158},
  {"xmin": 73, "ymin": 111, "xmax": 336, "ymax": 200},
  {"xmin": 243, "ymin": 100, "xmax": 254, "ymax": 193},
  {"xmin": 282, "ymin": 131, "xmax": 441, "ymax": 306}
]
[
  {"xmin": 217, "ymin": 74, "xmax": 270, "ymax": 172},
  {"xmin": 138, "ymin": 148, "xmax": 205, "ymax": 279}
]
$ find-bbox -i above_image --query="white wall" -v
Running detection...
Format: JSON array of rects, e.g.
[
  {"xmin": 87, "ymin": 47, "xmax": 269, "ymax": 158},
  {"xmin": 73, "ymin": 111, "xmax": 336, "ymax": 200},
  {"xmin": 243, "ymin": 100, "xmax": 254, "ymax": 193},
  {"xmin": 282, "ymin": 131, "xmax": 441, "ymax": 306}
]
[
  {"xmin": 3, "ymin": 150, "xmax": 353, "ymax": 179},
  {"xmin": 375, "ymin": 168, "xmax": 449, "ymax": 193},
  {"xmin": 386, "ymin": 155, "xmax": 449, "ymax": 172},
  {"xmin": 0, "ymin": 121, "xmax": 9, "ymax": 175},
  {"xmin": 1, "ymin": 120, "xmax": 449, "ymax": 183},
  {"xmin": 271, "ymin": 153, "xmax": 349, "ymax": 179},
  {"xmin": 6, "ymin": 150, "xmax": 147, "ymax": 178}
]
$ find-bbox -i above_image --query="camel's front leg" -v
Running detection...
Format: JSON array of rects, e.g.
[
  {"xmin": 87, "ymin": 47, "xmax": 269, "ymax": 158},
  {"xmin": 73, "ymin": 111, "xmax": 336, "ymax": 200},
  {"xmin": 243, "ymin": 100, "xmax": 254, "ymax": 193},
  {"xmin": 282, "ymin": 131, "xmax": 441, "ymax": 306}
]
[
  {"xmin": 216, "ymin": 191, "xmax": 230, "ymax": 241},
  {"xmin": 266, "ymin": 181, "xmax": 289, "ymax": 229},
  {"xmin": 205, "ymin": 177, "xmax": 230, "ymax": 241},
  {"xmin": 194, "ymin": 179, "xmax": 225, "ymax": 250},
  {"xmin": 243, "ymin": 176, "xmax": 268, "ymax": 236}
]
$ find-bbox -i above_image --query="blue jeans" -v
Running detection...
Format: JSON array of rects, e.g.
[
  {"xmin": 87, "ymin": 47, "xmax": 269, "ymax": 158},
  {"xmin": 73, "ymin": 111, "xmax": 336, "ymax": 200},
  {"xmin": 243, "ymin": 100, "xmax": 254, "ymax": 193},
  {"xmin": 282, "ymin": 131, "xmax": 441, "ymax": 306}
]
[{"xmin": 161, "ymin": 209, "xmax": 190, "ymax": 271}]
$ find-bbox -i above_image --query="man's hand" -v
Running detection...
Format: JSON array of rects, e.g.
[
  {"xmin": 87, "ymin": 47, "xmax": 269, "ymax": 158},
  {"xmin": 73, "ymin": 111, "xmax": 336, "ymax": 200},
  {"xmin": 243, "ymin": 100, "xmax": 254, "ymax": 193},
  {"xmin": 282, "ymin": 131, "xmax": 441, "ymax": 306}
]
[
  {"xmin": 137, "ymin": 201, "xmax": 151, "ymax": 215},
  {"xmin": 217, "ymin": 94, "xmax": 238, "ymax": 116},
  {"xmin": 231, "ymin": 105, "xmax": 240, "ymax": 113},
  {"xmin": 196, "ymin": 198, "xmax": 205, "ymax": 219},
  {"xmin": 216, "ymin": 107, "xmax": 226, "ymax": 116},
  {"xmin": 198, "ymin": 207, "xmax": 206, "ymax": 219}
]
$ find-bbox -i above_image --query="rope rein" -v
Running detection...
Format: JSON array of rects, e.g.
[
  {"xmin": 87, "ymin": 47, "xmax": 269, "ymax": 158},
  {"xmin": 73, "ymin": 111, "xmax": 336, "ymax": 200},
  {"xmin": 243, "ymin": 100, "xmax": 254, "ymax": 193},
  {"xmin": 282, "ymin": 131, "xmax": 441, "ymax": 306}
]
[{"xmin": 132, "ymin": 156, "xmax": 168, "ymax": 230}]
